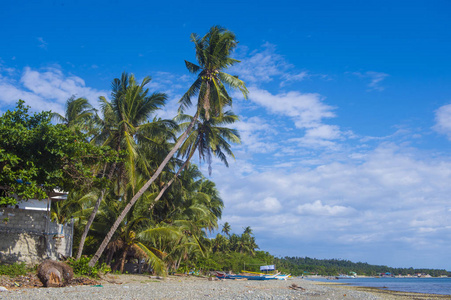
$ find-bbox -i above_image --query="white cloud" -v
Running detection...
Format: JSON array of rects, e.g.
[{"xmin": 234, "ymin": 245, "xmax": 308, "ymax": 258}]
[
  {"xmin": 0, "ymin": 75, "xmax": 52, "ymax": 110},
  {"xmin": 232, "ymin": 116, "xmax": 277, "ymax": 154},
  {"xmin": 243, "ymin": 87, "xmax": 353, "ymax": 150},
  {"xmin": 0, "ymin": 66, "xmax": 108, "ymax": 114},
  {"xmin": 353, "ymin": 71, "xmax": 389, "ymax": 91},
  {"xmin": 237, "ymin": 197, "xmax": 283, "ymax": 213},
  {"xmin": 231, "ymin": 43, "xmax": 292, "ymax": 84},
  {"xmin": 433, "ymin": 103, "xmax": 451, "ymax": 140},
  {"xmin": 280, "ymin": 71, "xmax": 309, "ymax": 87},
  {"xmin": 214, "ymin": 140, "xmax": 451, "ymax": 267},
  {"xmin": 296, "ymin": 200, "xmax": 355, "ymax": 216},
  {"xmin": 37, "ymin": 37, "xmax": 47, "ymax": 49},
  {"xmin": 248, "ymin": 87, "xmax": 335, "ymax": 128},
  {"xmin": 231, "ymin": 43, "xmax": 308, "ymax": 87},
  {"xmin": 304, "ymin": 124, "xmax": 342, "ymax": 140}
]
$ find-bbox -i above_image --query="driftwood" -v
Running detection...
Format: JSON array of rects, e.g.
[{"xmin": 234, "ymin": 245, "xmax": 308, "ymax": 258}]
[
  {"xmin": 37, "ymin": 260, "xmax": 74, "ymax": 287},
  {"xmin": 289, "ymin": 283, "xmax": 306, "ymax": 291}
]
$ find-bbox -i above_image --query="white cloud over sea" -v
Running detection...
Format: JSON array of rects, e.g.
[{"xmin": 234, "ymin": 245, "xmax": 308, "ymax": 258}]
[{"xmin": 213, "ymin": 141, "xmax": 451, "ymax": 268}]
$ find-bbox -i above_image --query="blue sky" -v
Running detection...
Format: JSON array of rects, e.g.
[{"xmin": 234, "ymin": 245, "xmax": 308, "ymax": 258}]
[{"xmin": 2, "ymin": 0, "xmax": 451, "ymax": 270}]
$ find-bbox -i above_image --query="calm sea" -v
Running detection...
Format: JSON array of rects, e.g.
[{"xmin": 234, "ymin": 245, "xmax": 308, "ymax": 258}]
[{"xmin": 308, "ymin": 277, "xmax": 451, "ymax": 295}]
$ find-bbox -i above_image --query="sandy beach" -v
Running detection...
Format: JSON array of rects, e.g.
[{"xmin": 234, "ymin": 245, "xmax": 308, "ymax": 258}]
[{"xmin": 1, "ymin": 274, "xmax": 450, "ymax": 300}]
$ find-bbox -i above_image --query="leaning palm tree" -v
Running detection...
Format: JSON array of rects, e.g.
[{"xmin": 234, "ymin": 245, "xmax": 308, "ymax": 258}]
[
  {"xmin": 76, "ymin": 73, "xmax": 168, "ymax": 259},
  {"xmin": 148, "ymin": 109, "xmax": 240, "ymax": 212},
  {"xmin": 89, "ymin": 193, "xmax": 167, "ymax": 275},
  {"xmin": 89, "ymin": 26, "xmax": 248, "ymax": 267}
]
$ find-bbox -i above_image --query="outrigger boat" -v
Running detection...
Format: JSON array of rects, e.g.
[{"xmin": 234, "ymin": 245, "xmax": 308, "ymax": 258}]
[
  {"xmin": 240, "ymin": 270, "xmax": 291, "ymax": 280},
  {"xmin": 216, "ymin": 263, "xmax": 291, "ymax": 281},
  {"xmin": 215, "ymin": 272, "xmax": 279, "ymax": 280}
]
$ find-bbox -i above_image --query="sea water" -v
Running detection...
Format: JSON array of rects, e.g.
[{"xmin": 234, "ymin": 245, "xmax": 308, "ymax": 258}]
[{"xmin": 308, "ymin": 277, "xmax": 451, "ymax": 295}]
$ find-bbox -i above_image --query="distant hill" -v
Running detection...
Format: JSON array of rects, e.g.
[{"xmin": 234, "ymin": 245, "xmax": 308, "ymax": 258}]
[{"xmin": 275, "ymin": 256, "xmax": 450, "ymax": 277}]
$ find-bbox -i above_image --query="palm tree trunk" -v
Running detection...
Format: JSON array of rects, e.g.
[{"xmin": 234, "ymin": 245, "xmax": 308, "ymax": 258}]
[
  {"xmin": 75, "ymin": 189, "xmax": 105, "ymax": 259},
  {"xmin": 148, "ymin": 147, "xmax": 196, "ymax": 211},
  {"xmin": 119, "ymin": 246, "xmax": 128, "ymax": 274},
  {"xmin": 88, "ymin": 111, "xmax": 200, "ymax": 267},
  {"xmin": 106, "ymin": 247, "xmax": 114, "ymax": 265},
  {"xmin": 76, "ymin": 156, "xmax": 119, "ymax": 259},
  {"xmin": 175, "ymin": 256, "xmax": 183, "ymax": 272}
]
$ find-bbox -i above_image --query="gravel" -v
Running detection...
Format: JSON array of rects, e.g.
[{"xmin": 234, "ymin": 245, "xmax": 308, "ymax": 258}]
[{"xmin": 0, "ymin": 276, "xmax": 383, "ymax": 300}]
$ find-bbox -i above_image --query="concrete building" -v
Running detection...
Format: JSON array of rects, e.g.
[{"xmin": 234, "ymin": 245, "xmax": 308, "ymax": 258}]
[{"xmin": 0, "ymin": 191, "xmax": 73, "ymax": 265}]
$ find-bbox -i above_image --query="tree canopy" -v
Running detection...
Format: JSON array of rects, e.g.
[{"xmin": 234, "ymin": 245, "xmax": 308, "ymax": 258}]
[{"xmin": 0, "ymin": 101, "xmax": 115, "ymax": 206}]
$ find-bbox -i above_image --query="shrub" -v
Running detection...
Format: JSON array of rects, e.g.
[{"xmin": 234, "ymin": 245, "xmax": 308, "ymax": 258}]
[
  {"xmin": 66, "ymin": 256, "xmax": 111, "ymax": 277},
  {"xmin": 0, "ymin": 262, "xmax": 29, "ymax": 277}
]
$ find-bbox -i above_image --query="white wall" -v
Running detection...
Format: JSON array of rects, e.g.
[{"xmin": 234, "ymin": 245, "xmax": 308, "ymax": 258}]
[{"xmin": 15, "ymin": 199, "xmax": 49, "ymax": 211}]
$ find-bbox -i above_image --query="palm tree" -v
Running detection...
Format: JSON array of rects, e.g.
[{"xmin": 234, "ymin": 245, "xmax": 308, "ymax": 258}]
[
  {"xmin": 89, "ymin": 26, "xmax": 248, "ymax": 267},
  {"xmin": 52, "ymin": 96, "xmax": 97, "ymax": 134},
  {"xmin": 222, "ymin": 222, "xmax": 231, "ymax": 237},
  {"xmin": 212, "ymin": 233, "xmax": 229, "ymax": 253},
  {"xmin": 243, "ymin": 226, "xmax": 253, "ymax": 236},
  {"xmin": 76, "ymin": 73, "xmax": 167, "ymax": 259},
  {"xmin": 148, "ymin": 109, "xmax": 240, "ymax": 212},
  {"xmin": 88, "ymin": 193, "xmax": 167, "ymax": 275}
]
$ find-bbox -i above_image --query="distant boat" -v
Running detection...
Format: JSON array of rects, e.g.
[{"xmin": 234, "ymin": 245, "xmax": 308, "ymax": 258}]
[{"xmin": 336, "ymin": 275, "xmax": 356, "ymax": 279}]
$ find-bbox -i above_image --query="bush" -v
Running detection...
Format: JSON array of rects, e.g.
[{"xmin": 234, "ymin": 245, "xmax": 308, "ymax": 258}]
[
  {"xmin": 0, "ymin": 262, "xmax": 29, "ymax": 277},
  {"xmin": 66, "ymin": 256, "xmax": 111, "ymax": 277}
]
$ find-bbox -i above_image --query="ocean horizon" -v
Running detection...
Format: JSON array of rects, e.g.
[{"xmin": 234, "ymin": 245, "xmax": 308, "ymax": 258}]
[{"xmin": 308, "ymin": 277, "xmax": 451, "ymax": 295}]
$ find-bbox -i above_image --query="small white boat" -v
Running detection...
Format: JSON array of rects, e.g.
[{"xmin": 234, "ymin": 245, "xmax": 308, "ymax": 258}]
[
  {"xmin": 337, "ymin": 275, "xmax": 356, "ymax": 279},
  {"xmin": 275, "ymin": 274, "xmax": 291, "ymax": 280}
]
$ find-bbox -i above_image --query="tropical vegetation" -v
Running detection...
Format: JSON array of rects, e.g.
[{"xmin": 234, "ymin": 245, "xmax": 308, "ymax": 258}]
[
  {"xmin": 2, "ymin": 25, "xmax": 450, "ymax": 279},
  {"xmin": 275, "ymin": 257, "xmax": 451, "ymax": 277},
  {"xmin": 0, "ymin": 26, "xmax": 257, "ymax": 276}
]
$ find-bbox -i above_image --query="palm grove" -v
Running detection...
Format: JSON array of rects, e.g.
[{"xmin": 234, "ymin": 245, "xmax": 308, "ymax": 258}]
[{"xmin": 0, "ymin": 26, "xmax": 276, "ymax": 275}]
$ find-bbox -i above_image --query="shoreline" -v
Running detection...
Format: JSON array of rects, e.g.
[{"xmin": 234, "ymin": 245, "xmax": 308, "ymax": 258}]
[
  {"xmin": 312, "ymin": 281, "xmax": 451, "ymax": 299},
  {"xmin": 1, "ymin": 274, "xmax": 450, "ymax": 299}
]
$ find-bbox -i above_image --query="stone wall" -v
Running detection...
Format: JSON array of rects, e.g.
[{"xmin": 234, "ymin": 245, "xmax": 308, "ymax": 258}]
[{"xmin": 0, "ymin": 207, "xmax": 73, "ymax": 265}]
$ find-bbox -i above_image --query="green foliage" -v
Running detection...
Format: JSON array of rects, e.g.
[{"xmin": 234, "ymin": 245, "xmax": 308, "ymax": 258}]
[
  {"xmin": 275, "ymin": 256, "xmax": 451, "ymax": 277},
  {"xmin": 0, "ymin": 262, "xmax": 30, "ymax": 277},
  {"xmin": 0, "ymin": 100, "xmax": 117, "ymax": 206},
  {"xmin": 195, "ymin": 257, "xmax": 221, "ymax": 271},
  {"xmin": 66, "ymin": 256, "xmax": 111, "ymax": 277}
]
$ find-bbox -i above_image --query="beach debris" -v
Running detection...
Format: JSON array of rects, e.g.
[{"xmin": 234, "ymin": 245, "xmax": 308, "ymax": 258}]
[
  {"xmin": 288, "ymin": 283, "xmax": 306, "ymax": 291},
  {"xmin": 0, "ymin": 274, "xmax": 42, "ymax": 288},
  {"xmin": 0, "ymin": 286, "xmax": 8, "ymax": 292},
  {"xmin": 37, "ymin": 260, "xmax": 74, "ymax": 287},
  {"xmin": 68, "ymin": 277, "xmax": 100, "ymax": 286},
  {"xmin": 0, "ymin": 273, "xmax": 98, "ymax": 289}
]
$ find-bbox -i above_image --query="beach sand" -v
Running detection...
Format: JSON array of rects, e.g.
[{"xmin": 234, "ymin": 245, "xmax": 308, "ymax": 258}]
[{"xmin": 1, "ymin": 274, "xmax": 450, "ymax": 299}]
